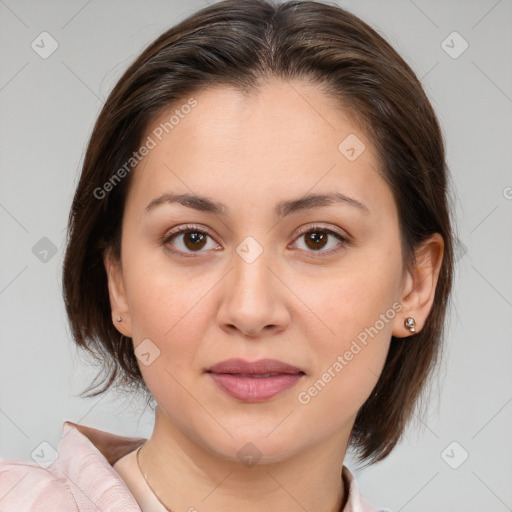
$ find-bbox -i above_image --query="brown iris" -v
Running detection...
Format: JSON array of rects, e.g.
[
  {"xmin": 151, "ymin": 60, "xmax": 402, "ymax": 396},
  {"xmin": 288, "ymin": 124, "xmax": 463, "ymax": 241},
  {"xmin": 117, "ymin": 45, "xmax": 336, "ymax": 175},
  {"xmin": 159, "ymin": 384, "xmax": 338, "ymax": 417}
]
[
  {"xmin": 183, "ymin": 232, "xmax": 207, "ymax": 251},
  {"xmin": 304, "ymin": 230, "xmax": 328, "ymax": 251}
]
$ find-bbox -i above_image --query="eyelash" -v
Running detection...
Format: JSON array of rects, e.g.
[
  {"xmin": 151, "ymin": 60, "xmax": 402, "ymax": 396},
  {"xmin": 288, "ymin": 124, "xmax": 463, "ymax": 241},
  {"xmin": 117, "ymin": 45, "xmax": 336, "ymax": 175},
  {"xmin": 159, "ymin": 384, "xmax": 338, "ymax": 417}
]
[{"xmin": 162, "ymin": 223, "xmax": 350, "ymax": 259}]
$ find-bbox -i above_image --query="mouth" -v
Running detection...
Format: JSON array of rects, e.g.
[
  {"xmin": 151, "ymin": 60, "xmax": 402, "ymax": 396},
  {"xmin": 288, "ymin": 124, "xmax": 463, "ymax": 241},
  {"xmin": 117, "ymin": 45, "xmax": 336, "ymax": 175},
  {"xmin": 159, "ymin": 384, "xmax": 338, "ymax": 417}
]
[
  {"xmin": 224, "ymin": 372, "xmax": 289, "ymax": 378},
  {"xmin": 206, "ymin": 358, "xmax": 305, "ymax": 376},
  {"xmin": 206, "ymin": 358, "xmax": 306, "ymax": 402}
]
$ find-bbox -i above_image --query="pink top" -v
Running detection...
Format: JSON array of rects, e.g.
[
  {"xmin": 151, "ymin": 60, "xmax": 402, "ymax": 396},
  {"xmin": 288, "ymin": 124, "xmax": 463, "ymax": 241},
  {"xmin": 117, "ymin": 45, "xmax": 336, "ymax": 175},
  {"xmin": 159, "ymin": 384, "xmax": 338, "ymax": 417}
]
[{"xmin": 0, "ymin": 420, "xmax": 386, "ymax": 511}]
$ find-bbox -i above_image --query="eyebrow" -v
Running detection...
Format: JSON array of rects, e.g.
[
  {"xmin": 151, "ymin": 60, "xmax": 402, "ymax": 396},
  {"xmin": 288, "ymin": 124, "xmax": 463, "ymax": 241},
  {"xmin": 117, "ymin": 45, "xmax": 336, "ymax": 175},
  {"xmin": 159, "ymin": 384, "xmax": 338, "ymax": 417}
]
[{"xmin": 145, "ymin": 191, "xmax": 370, "ymax": 217}]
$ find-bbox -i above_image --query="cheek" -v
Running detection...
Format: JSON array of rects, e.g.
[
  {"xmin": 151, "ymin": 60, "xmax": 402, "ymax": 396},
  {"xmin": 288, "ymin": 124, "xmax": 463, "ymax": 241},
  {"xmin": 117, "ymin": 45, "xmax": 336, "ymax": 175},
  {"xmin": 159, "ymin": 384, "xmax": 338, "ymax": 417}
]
[
  {"xmin": 120, "ymin": 246, "xmax": 221, "ymax": 398},
  {"xmin": 122, "ymin": 254, "xmax": 213, "ymax": 405},
  {"xmin": 122, "ymin": 241, "xmax": 211, "ymax": 339},
  {"xmin": 294, "ymin": 253, "xmax": 401, "ymax": 408},
  {"xmin": 305, "ymin": 256, "xmax": 400, "ymax": 350},
  {"xmin": 294, "ymin": 298, "xmax": 395, "ymax": 433}
]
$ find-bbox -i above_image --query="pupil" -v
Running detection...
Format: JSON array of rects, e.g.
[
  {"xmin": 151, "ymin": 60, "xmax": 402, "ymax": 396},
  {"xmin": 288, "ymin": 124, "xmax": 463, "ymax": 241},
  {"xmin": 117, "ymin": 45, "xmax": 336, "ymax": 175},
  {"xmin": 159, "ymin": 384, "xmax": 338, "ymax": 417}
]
[
  {"xmin": 185, "ymin": 232, "xmax": 206, "ymax": 250},
  {"xmin": 307, "ymin": 232, "xmax": 327, "ymax": 250}
]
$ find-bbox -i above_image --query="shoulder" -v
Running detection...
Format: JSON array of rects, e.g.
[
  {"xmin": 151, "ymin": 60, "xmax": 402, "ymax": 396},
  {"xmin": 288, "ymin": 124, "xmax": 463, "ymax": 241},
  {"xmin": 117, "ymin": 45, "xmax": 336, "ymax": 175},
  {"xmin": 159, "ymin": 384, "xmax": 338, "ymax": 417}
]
[
  {"xmin": 0, "ymin": 458, "xmax": 78, "ymax": 510},
  {"xmin": 1, "ymin": 421, "xmax": 143, "ymax": 511}
]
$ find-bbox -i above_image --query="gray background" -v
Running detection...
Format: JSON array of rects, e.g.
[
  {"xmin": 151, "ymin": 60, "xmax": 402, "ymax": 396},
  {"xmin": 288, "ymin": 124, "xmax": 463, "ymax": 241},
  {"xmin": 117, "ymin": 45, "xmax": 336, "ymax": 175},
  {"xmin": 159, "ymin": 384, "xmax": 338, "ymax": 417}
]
[{"xmin": 1, "ymin": 1, "xmax": 511, "ymax": 511}]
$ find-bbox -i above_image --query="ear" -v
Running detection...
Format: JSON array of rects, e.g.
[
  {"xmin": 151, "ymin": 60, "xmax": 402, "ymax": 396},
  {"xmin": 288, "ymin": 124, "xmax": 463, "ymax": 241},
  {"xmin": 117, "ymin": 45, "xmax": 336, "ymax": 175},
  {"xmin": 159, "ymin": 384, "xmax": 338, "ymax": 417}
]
[
  {"xmin": 392, "ymin": 233, "xmax": 444, "ymax": 338},
  {"xmin": 103, "ymin": 247, "xmax": 132, "ymax": 338}
]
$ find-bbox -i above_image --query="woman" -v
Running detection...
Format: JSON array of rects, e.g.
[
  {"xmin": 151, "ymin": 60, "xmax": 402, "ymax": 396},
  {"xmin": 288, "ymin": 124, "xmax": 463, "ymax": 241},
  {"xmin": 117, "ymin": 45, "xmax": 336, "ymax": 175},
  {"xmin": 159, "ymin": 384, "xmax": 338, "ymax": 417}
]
[{"xmin": 0, "ymin": 0, "xmax": 453, "ymax": 510}]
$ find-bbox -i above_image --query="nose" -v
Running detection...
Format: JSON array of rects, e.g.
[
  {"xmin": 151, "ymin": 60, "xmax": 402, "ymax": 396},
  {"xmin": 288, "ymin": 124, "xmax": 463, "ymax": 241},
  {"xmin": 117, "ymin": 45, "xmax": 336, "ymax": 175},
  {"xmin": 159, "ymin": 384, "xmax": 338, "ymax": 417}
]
[{"xmin": 216, "ymin": 248, "xmax": 291, "ymax": 338}]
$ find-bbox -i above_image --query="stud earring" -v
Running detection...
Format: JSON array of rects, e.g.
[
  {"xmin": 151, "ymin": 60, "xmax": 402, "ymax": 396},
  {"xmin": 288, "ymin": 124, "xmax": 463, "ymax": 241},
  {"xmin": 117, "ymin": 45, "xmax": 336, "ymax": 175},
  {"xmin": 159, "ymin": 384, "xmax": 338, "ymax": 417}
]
[
  {"xmin": 404, "ymin": 317, "xmax": 416, "ymax": 333},
  {"xmin": 116, "ymin": 316, "xmax": 122, "ymax": 322}
]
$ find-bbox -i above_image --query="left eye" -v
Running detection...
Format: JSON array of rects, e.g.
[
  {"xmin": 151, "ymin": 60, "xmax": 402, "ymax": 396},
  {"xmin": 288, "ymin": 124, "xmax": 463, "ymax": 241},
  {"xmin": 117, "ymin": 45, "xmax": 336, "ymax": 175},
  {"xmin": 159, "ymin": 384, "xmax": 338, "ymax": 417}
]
[{"xmin": 291, "ymin": 227, "xmax": 348, "ymax": 255}]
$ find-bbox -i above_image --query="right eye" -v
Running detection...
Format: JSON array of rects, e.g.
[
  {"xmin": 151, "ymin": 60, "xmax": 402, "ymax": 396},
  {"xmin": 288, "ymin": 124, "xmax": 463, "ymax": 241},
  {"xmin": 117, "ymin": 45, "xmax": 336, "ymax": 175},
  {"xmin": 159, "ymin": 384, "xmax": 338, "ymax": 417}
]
[{"xmin": 162, "ymin": 224, "xmax": 222, "ymax": 257}]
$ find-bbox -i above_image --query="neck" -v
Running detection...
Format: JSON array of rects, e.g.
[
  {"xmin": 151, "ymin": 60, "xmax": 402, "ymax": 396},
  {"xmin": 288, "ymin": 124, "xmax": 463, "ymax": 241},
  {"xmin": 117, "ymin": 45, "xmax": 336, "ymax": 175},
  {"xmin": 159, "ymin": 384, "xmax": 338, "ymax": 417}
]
[{"xmin": 138, "ymin": 407, "xmax": 351, "ymax": 512}]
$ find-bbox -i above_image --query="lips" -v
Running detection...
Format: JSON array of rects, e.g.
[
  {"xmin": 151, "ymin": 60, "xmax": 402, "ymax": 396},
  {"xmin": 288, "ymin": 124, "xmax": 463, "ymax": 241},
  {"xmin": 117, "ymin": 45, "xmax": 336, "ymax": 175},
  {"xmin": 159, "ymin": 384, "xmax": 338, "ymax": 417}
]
[
  {"xmin": 206, "ymin": 358, "xmax": 305, "ymax": 402},
  {"xmin": 207, "ymin": 358, "xmax": 305, "ymax": 376}
]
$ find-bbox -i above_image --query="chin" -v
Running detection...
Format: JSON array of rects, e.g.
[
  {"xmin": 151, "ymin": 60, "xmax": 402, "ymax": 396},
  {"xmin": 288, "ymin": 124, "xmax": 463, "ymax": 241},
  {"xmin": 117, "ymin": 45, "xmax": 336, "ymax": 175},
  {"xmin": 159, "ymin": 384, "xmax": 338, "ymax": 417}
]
[{"xmin": 197, "ymin": 426, "xmax": 305, "ymax": 466}]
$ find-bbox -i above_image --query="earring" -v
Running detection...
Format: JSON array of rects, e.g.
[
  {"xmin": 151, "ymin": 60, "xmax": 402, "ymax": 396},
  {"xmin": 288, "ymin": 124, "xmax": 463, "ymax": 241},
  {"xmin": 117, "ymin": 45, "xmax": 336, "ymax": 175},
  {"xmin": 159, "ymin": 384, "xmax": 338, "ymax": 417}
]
[
  {"xmin": 404, "ymin": 317, "xmax": 416, "ymax": 333},
  {"xmin": 116, "ymin": 316, "xmax": 122, "ymax": 322}
]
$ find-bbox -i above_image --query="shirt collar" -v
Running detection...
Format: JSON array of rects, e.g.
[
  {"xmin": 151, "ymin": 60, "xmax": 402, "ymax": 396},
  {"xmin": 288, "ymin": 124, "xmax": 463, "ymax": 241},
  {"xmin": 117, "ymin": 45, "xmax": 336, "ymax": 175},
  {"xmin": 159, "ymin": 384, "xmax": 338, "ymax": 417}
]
[{"xmin": 51, "ymin": 421, "xmax": 144, "ymax": 510}]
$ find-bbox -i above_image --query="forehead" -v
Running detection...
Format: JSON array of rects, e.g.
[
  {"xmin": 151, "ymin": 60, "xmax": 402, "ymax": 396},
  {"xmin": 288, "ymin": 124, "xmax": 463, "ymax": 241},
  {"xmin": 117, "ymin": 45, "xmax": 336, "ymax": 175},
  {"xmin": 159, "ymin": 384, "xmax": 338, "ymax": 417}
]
[
  {"xmin": 144, "ymin": 79, "xmax": 369, "ymax": 165},
  {"xmin": 126, "ymin": 79, "xmax": 394, "ymax": 219}
]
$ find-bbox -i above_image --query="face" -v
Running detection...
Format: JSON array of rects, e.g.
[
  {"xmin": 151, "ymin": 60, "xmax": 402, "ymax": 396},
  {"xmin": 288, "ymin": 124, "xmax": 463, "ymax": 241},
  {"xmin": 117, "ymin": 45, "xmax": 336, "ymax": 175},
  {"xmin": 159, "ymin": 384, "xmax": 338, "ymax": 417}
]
[{"xmin": 106, "ymin": 79, "xmax": 413, "ymax": 464}]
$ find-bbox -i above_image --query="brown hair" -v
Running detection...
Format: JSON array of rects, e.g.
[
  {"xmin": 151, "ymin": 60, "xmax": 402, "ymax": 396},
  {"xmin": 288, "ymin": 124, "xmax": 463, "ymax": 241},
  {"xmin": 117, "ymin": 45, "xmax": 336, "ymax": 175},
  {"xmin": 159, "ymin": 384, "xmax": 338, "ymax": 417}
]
[{"xmin": 62, "ymin": 0, "xmax": 454, "ymax": 465}]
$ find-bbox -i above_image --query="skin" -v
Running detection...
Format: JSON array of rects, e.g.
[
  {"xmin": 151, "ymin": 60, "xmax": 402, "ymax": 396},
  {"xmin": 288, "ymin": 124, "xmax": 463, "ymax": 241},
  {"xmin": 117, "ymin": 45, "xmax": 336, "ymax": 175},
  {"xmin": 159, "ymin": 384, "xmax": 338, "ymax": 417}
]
[{"xmin": 104, "ymin": 79, "xmax": 444, "ymax": 512}]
